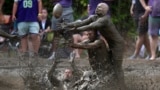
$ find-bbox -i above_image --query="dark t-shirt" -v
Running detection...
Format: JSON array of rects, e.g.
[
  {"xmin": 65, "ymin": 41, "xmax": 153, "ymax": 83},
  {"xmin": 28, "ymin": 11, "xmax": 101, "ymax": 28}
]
[
  {"xmin": 134, "ymin": 0, "xmax": 148, "ymax": 13},
  {"xmin": 2, "ymin": 0, "xmax": 14, "ymax": 15}
]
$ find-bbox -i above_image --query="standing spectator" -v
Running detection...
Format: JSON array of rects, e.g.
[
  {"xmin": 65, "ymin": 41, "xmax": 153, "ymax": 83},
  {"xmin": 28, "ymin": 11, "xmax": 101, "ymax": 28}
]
[
  {"xmin": 89, "ymin": 0, "xmax": 114, "ymax": 15},
  {"xmin": 129, "ymin": 0, "xmax": 150, "ymax": 59},
  {"xmin": 73, "ymin": 30, "xmax": 89, "ymax": 59},
  {"xmin": 48, "ymin": 0, "xmax": 74, "ymax": 60},
  {"xmin": 38, "ymin": 8, "xmax": 51, "ymax": 41},
  {"xmin": 130, "ymin": 0, "xmax": 135, "ymax": 17},
  {"xmin": 0, "ymin": 0, "xmax": 4, "ymax": 12},
  {"xmin": 140, "ymin": 0, "xmax": 160, "ymax": 60},
  {"xmin": 0, "ymin": 0, "xmax": 4, "ymax": 23},
  {"xmin": 12, "ymin": 0, "xmax": 42, "ymax": 56}
]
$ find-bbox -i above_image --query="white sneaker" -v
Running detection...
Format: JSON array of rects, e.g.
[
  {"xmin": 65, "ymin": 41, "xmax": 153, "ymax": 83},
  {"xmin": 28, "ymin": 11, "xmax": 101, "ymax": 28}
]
[
  {"xmin": 48, "ymin": 52, "xmax": 55, "ymax": 60},
  {"xmin": 69, "ymin": 51, "xmax": 75, "ymax": 62}
]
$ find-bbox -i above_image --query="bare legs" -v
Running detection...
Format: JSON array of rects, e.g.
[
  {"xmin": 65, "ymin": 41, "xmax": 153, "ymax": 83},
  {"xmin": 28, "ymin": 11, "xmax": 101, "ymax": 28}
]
[
  {"xmin": 20, "ymin": 34, "xmax": 40, "ymax": 56},
  {"xmin": 73, "ymin": 33, "xmax": 89, "ymax": 58},
  {"xmin": 149, "ymin": 35, "xmax": 158, "ymax": 60},
  {"xmin": 48, "ymin": 37, "xmax": 59, "ymax": 60},
  {"xmin": 20, "ymin": 36, "xmax": 28, "ymax": 53},
  {"xmin": 30, "ymin": 34, "xmax": 40, "ymax": 54},
  {"xmin": 131, "ymin": 33, "xmax": 150, "ymax": 59},
  {"xmin": 73, "ymin": 34, "xmax": 81, "ymax": 58},
  {"xmin": 0, "ymin": 0, "xmax": 4, "ymax": 23}
]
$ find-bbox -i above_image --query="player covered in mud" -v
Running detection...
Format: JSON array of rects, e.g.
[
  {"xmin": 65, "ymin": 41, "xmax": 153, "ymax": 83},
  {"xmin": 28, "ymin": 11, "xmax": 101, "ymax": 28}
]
[
  {"xmin": 70, "ymin": 30, "xmax": 110, "ymax": 77},
  {"xmin": 62, "ymin": 3, "xmax": 126, "ymax": 90}
]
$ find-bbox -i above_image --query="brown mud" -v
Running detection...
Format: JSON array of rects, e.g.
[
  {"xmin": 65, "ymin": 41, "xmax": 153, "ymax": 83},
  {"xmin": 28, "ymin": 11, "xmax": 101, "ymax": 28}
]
[{"xmin": 0, "ymin": 49, "xmax": 160, "ymax": 90}]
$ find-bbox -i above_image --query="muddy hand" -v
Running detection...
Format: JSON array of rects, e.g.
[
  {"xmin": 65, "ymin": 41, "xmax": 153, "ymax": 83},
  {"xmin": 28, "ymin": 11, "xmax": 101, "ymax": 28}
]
[{"xmin": 64, "ymin": 27, "xmax": 78, "ymax": 34}]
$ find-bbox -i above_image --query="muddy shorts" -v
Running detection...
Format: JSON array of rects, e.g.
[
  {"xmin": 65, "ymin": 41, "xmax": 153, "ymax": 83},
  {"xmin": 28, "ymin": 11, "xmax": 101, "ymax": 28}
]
[
  {"xmin": 134, "ymin": 12, "xmax": 148, "ymax": 35},
  {"xmin": 148, "ymin": 16, "xmax": 160, "ymax": 36}
]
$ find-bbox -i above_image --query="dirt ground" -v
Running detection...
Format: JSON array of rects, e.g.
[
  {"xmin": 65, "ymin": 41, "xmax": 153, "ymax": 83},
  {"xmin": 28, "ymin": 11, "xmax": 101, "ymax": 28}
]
[{"xmin": 0, "ymin": 44, "xmax": 160, "ymax": 90}]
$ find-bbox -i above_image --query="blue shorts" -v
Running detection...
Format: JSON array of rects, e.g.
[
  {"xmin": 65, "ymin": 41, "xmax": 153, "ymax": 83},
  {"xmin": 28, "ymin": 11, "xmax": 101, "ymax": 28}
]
[
  {"xmin": 134, "ymin": 12, "xmax": 148, "ymax": 35},
  {"xmin": 17, "ymin": 22, "xmax": 39, "ymax": 36},
  {"xmin": 148, "ymin": 16, "xmax": 160, "ymax": 36}
]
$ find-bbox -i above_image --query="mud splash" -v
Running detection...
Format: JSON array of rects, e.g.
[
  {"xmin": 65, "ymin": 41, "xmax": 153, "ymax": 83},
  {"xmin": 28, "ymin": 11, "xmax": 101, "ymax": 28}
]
[{"xmin": 1, "ymin": 54, "xmax": 160, "ymax": 90}]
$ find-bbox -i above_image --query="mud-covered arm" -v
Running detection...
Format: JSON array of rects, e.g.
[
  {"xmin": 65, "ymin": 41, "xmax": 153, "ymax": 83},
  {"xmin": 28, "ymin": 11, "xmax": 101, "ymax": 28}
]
[
  {"xmin": 66, "ymin": 16, "xmax": 94, "ymax": 28},
  {"xmin": 71, "ymin": 39, "xmax": 103, "ymax": 49},
  {"xmin": 48, "ymin": 62, "xmax": 62, "ymax": 87},
  {"xmin": 75, "ymin": 18, "xmax": 105, "ymax": 32}
]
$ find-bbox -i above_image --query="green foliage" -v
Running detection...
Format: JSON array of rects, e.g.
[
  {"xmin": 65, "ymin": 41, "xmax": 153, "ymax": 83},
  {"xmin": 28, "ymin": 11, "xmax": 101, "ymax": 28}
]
[
  {"xmin": 2, "ymin": 0, "xmax": 14, "ymax": 15},
  {"xmin": 72, "ymin": 0, "xmax": 88, "ymax": 19},
  {"xmin": 42, "ymin": 0, "xmax": 53, "ymax": 18},
  {"xmin": 111, "ymin": 0, "xmax": 135, "ymax": 36}
]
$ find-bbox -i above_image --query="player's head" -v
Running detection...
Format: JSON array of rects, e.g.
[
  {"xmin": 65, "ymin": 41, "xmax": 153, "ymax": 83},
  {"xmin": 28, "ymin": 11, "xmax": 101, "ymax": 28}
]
[
  {"xmin": 41, "ymin": 8, "xmax": 48, "ymax": 19},
  {"xmin": 53, "ymin": 3, "xmax": 63, "ymax": 19},
  {"xmin": 95, "ymin": 3, "xmax": 109, "ymax": 16},
  {"xmin": 64, "ymin": 69, "xmax": 73, "ymax": 79},
  {"xmin": 88, "ymin": 30, "xmax": 98, "ymax": 41}
]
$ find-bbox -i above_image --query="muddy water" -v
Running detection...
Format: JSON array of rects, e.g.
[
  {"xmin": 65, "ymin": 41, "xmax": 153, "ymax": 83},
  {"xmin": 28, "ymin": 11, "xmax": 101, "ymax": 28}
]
[{"xmin": 1, "ymin": 55, "xmax": 160, "ymax": 90}]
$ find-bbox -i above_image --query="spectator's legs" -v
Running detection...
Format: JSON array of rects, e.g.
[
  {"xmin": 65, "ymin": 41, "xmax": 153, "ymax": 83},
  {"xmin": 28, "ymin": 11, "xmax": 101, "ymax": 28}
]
[
  {"xmin": 48, "ymin": 36, "xmax": 59, "ymax": 60},
  {"xmin": 20, "ymin": 36, "xmax": 28, "ymax": 53},
  {"xmin": 73, "ymin": 34, "xmax": 81, "ymax": 58},
  {"xmin": 143, "ymin": 33, "xmax": 151, "ymax": 58},
  {"xmin": 62, "ymin": 7, "xmax": 75, "ymax": 61},
  {"xmin": 28, "ymin": 22, "xmax": 40, "ymax": 55},
  {"xmin": 149, "ymin": 35, "xmax": 158, "ymax": 60},
  {"xmin": 0, "ymin": 0, "xmax": 4, "ymax": 10},
  {"xmin": 148, "ymin": 16, "xmax": 160, "ymax": 60},
  {"xmin": 18, "ymin": 22, "xmax": 29, "ymax": 53},
  {"xmin": 30, "ymin": 34, "xmax": 40, "ymax": 54},
  {"xmin": 132, "ymin": 34, "xmax": 144, "ymax": 57},
  {"xmin": 130, "ymin": 13, "xmax": 150, "ymax": 59},
  {"xmin": 0, "ymin": 0, "xmax": 4, "ymax": 24},
  {"xmin": 131, "ymin": 33, "xmax": 150, "ymax": 59}
]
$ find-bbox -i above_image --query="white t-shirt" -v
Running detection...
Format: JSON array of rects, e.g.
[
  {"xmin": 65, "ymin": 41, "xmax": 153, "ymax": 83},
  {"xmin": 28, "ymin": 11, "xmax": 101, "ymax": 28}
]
[
  {"xmin": 132, "ymin": 0, "xmax": 136, "ymax": 4},
  {"xmin": 41, "ymin": 20, "xmax": 46, "ymax": 30}
]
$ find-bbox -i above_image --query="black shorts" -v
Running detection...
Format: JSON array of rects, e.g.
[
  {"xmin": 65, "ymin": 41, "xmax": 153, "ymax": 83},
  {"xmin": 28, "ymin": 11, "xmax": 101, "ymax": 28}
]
[{"xmin": 133, "ymin": 12, "xmax": 148, "ymax": 35}]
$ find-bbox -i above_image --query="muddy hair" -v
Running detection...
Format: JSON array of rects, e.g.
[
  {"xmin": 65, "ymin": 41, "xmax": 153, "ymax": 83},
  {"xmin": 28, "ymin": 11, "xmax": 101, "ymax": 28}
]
[{"xmin": 88, "ymin": 29, "xmax": 99, "ymax": 41}]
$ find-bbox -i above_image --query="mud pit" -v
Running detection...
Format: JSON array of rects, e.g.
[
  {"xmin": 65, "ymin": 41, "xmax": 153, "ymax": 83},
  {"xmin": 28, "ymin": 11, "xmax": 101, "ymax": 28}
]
[{"xmin": 0, "ymin": 51, "xmax": 160, "ymax": 90}]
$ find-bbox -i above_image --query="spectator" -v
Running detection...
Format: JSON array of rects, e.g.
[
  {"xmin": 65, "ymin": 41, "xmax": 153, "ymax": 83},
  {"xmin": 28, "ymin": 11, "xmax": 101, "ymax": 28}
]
[
  {"xmin": 0, "ymin": 0, "xmax": 4, "ymax": 10},
  {"xmin": 129, "ymin": 0, "xmax": 150, "ymax": 60},
  {"xmin": 48, "ymin": 0, "xmax": 74, "ymax": 60},
  {"xmin": 140, "ymin": 0, "xmax": 160, "ymax": 60},
  {"xmin": 0, "ymin": 0, "xmax": 18, "ymax": 44},
  {"xmin": 12, "ymin": 0, "xmax": 42, "ymax": 56},
  {"xmin": 38, "ymin": 8, "xmax": 51, "ymax": 41},
  {"xmin": 73, "ymin": 30, "xmax": 89, "ymax": 58},
  {"xmin": 0, "ymin": 0, "xmax": 4, "ymax": 23}
]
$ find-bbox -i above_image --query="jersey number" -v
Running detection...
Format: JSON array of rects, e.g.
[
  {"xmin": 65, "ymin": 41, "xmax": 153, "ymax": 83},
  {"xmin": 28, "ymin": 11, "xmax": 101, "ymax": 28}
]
[{"xmin": 23, "ymin": 0, "xmax": 33, "ymax": 8}]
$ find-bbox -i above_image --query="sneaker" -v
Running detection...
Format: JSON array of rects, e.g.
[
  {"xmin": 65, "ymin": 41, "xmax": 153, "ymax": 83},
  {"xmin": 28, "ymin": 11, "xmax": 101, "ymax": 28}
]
[
  {"xmin": 128, "ymin": 55, "xmax": 137, "ymax": 60},
  {"xmin": 48, "ymin": 52, "xmax": 55, "ymax": 60},
  {"xmin": 145, "ymin": 55, "xmax": 150, "ymax": 60},
  {"xmin": 69, "ymin": 51, "xmax": 75, "ymax": 62}
]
